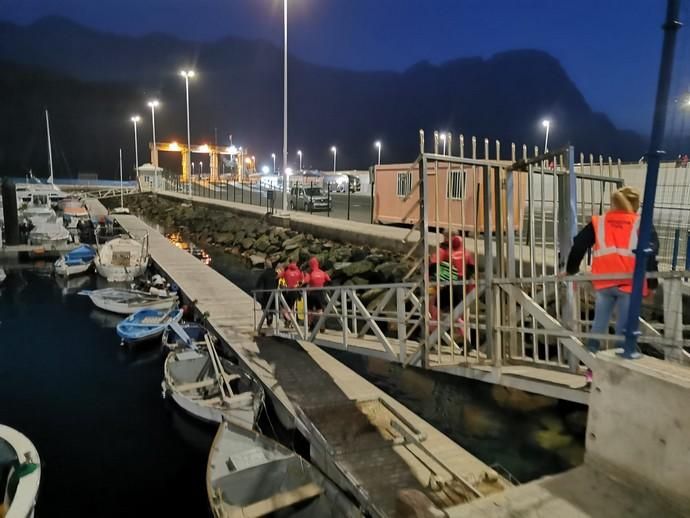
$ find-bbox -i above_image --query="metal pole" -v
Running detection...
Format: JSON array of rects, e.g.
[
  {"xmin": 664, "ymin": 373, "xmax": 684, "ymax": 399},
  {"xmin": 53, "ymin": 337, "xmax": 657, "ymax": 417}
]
[
  {"xmin": 119, "ymin": 148, "xmax": 124, "ymax": 208},
  {"xmin": 544, "ymin": 122, "xmax": 550, "ymax": 153},
  {"xmin": 347, "ymin": 176, "xmax": 351, "ymax": 220},
  {"xmin": 623, "ymin": 0, "xmax": 681, "ymax": 358},
  {"xmin": 45, "ymin": 110, "xmax": 54, "ymax": 183},
  {"xmin": 133, "ymin": 119, "xmax": 139, "ymax": 182},
  {"xmin": 333, "ymin": 148, "xmax": 337, "ymax": 173},
  {"xmin": 281, "ymin": 0, "xmax": 289, "ymax": 213},
  {"xmin": 185, "ymin": 75, "xmax": 192, "ymax": 198},
  {"xmin": 151, "ymin": 104, "xmax": 157, "ymax": 191}
]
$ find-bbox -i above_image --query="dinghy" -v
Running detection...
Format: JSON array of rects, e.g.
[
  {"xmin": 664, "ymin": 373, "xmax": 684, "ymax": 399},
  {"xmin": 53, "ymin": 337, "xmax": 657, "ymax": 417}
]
[
  {"xmin": 207, "ymin": 421, "xmax": 360, "ymax": 518},
  {"xmin": 0, "ymin": 424, "xmax": 41, "ymax": 518},
  {"xmin": 79, "ymin": 288, "xmax": 178, "ymax": 315},
  {"xmin": 163, "ymin": 336, "xmax": 263, "ymax": 429},
  {"xmin": 54, "ymin": 245, "xmax": 96, "ymax": 277},
  {"xmin": 94, "ymin": 235, "xmax": 149, "ymax": 282},
  {"xmin": 162, "ymin": 321, "xmax": 208, "ymax": 351},
  {"xmin": 116, "ymin": 306, "xmax": 183, "ymax": 345}
]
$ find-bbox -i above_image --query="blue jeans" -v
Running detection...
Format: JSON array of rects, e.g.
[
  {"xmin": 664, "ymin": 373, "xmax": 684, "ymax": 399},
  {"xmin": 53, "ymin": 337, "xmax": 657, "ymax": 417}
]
[{"xmin": 587, "ymin": 286, "xmax": 630, "ymax": 353}]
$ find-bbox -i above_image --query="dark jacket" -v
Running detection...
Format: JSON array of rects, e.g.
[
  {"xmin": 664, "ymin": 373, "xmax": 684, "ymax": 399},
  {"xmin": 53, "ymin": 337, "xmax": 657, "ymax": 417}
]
[
  {"xmin": 255, "ymin": 267, "xmax": 278, "ymax": 306},
  {"xmin": 566, "ymin": 221, "xmax": 659, "ymax": 289}
]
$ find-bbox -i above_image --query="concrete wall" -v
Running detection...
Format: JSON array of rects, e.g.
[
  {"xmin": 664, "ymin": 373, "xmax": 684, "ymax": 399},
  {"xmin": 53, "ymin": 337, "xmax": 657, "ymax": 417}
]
[{"xmin": 586, "ymin": 352, "xmax": 690, "ymax": 511}]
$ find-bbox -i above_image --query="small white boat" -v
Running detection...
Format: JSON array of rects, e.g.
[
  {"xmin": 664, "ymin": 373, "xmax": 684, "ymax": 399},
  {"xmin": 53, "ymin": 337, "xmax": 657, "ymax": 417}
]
[
  {"xmin": 207, "ymin": 421, "xmax": 360, "ymax": 518},
  {"xmin": 20, "ymin": 206, "xmax": 56, "ymax": 226},
  {"xmin": 163, "ymin": 336, "xmax": 263, "ymax": 429},
  {"xmin": 54, "ymin": 245, "xmax": 96, "ymax": 277},
  {"xmin": 94, "ymin": 235, "xmax": 149, "ymax": 282},
  {"xmin": 79, "ymin": 288, "xmax": 178, "ymax": 315},
  {"xmin": 28, "ymin": 220, "xmax": 71, "ymax": 247},
  {"xmin": 60, "ymin": 198, "xmax": 90, "ymax": 230},
  {"xmin": 0, "ymin": 424, "xmax": 41, "ymax": 518},
  {"xmin": 0, "ymin": 269, "xmax": 6, "ymax": 284}
]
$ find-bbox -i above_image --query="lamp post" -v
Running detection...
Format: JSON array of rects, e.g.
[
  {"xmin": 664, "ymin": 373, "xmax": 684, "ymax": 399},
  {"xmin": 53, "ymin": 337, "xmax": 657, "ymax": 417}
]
[
  {"xmin": 147, "ymin": 99, "xmax": 159, "ymax": 190},
  {"xmin": 271, "ymin": 153, "xmax": 276, "ymax": 173},
  {"xmin": 374, "ymin": 141, "xmax": 382, "ymax": 165},
  {"xmin": 542, "ymin": 119, "xmax": 551, "ymax": 153},
  {"xmin": 331, "ymin": 146, "xmax": 337, "ymax": 173},
  {"xmin": 282, "ymin": 0, "xmax": 289, "ymax": 211},
  {"xmin": 440, "ymin": 133, "xmax": 447, "ymax": 155},
  {"xmin": 131, "ymin": 115, "xmax": 140, "ymax": 181},
  {"xmin": 180, "ymin": 69, "xmax": 195, "ymax": 196},
  {"xmin": 297, "ymin": 150, "xmax": 303, "ymax": 171},
  {"xmin": 199, "ymin": 161, "xmax": 203, "ymax": 177}
]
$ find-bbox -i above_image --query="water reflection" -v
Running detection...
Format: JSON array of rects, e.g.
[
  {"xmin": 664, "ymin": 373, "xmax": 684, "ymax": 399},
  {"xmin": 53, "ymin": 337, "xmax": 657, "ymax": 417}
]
[{"xmin": 166, "ymin": 231, "xmax": 212, "ymax": 265}]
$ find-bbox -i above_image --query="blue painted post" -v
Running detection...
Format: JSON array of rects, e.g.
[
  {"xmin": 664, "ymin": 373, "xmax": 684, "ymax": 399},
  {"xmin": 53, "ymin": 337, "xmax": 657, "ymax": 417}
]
[
  {"xmin": 671, "ymin": 228, "xmax": 680, "ymax": 270},
  {"xmin": 623, "ymin": 0, "xmax": 681, "ymax": 359}
]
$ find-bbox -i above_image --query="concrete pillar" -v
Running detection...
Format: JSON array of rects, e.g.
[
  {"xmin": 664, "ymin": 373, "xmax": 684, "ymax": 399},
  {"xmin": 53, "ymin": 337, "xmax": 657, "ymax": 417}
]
[
  {"xmin": 181, "ymin": 148, "xmax": 190, "ymax": 182},
  {"xmin": 586, "ymin": 351, "xmax": 690, "ymax": 511},
  {"xmin": 210, "ymin": 151, "xmax": 219, "ymax": 182}
]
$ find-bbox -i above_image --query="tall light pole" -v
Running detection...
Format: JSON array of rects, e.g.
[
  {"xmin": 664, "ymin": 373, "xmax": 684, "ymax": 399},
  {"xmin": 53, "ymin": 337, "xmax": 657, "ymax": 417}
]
[
  {"xmin": 440, "ymin": 133, "xmax": 447, "ymax": 155},
  {"xmin": 131, "ymin": 115, "xmax": 140, "ymax": 181},
  {"xmin": 331, "ymin": 146, "xmax": 337, "ymax": 173},
  {"xmin": 199, "ymin": 161, "xmax": 203, "ymax": 177},
  {"xmin": 148, "ymin": 99, "xmax": 159, "ymax": 190},
  {"xmin": 271, "ymin": 153, "xmax": 276, "ymax": 173},
  {"xmin": 180, "ymin": 69, "xmax": 195, "ymax": 196},
  {"xmin": 542, "ymin": 119, "xmax": 551, "ymax": 153},
  {"xmin": 374, "ymin": 141, "xmax": 382, "ymax": 166},
  {"xmin": 282, "ymin": 0, "xmax": 289, "ymax": 211},
  {"xmin": 297, "ymin": 150, "xmax": 303, "ymax": 171}
]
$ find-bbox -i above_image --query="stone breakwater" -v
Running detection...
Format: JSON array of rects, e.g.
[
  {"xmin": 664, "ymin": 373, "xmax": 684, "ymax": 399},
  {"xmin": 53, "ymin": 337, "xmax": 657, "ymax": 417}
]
[{"xmin": 105, "ymin": 194, "xmax": 415, "ymax": 286}]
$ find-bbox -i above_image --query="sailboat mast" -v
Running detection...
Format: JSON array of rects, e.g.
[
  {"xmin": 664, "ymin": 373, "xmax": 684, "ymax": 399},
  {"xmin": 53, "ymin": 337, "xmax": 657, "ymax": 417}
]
[
  {"xmin": 45, "ymin": 110, "xmax": 54, "ymax": 184},
  {"xmin": 119, "ymin": 148, "xmax": 124, "ymax": 208}
]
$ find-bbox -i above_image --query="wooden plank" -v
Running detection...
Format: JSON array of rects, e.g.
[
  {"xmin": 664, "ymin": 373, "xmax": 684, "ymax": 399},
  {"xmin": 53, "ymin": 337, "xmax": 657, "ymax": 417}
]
[{"xmin": 232, "ymin": 482, "xmax": 322, "ymax": 518}]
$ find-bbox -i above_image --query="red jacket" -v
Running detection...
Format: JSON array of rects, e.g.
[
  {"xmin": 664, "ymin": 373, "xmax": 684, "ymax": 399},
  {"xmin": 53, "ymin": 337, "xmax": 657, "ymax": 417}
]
[
  {"xmin": 279, "ymin": 263, "xmax": 303, "ymax": 288},
  {"xmin": 303, "ymin": 257, "xmax": 331, "ymax": 288}
]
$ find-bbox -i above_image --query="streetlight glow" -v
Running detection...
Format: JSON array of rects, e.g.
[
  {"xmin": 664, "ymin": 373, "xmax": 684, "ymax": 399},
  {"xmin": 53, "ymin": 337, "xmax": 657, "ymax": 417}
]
[
  {"xmin": 374, "ymin": 141, "xmax": 382, "ymax": 166},
  {"xmin": 440, "ymin": 133, "xmax": 447, "ymax": 155},
  {"xmin": 147, "ymin": 100, "xmax": 159, "ymax": 191},
  {"xmin": 271, "ymin": 153, "xmax": 276, "ymax": 173},
  {"xmin": 297, "ymin": 149, "xmax": 303, "ymax": 171},
  {"xmin": 542, "ymin": 119, "xmax": 551, "ymax": 152},
  {"xmin": 261, "ymin": 165, "xmax": 270, "ymax": 174},
  {"xmin": 331, "ymin": 146, "xmax": 337, "ymax": 173},
  {"xmin": 130, "ymin": 115, "xmax": 140, "ymax": 180},
  {"xmin": 180, "ymin": 69, "xmax": 195, "ymax": 196}
]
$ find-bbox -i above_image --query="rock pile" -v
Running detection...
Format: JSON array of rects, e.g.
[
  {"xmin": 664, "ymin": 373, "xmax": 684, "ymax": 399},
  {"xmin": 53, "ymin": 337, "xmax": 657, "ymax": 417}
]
[{"xmin": 106, "ymin": 194, "xmax": 415, "ymax": 285}]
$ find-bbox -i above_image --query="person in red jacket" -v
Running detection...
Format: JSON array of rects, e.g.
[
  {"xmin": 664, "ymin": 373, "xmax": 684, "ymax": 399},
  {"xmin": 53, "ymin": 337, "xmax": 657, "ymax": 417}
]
[
  {"xmin": 303, "ymin": 257, "xmax": 331, "ymax": 331},
  {"xmin": 278, "ymin": 262, "xmax": 303, "ymax": 325}
]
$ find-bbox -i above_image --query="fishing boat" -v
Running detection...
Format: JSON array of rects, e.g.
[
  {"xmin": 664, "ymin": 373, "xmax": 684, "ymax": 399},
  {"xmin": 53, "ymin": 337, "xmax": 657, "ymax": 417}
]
[
  {"xmin": 0, "ymin": 424, "xmax": 41, "ymax": 518},
  {"xmin": 162, "ymin": 321, "xmax": 208, "ymax": 350},
  {"xmin": 59, "ymin": 198, "xmax": 89, "ymax": 230},
  {"xmin": 28, "ymin": 220, "xmax": 71, "ymax": 247},
  {"xmin": 54, "ymin": 245, "xmax": 96, "ymax": 276},
  {"xmin": 116, "ymin": 306, "xmax": 183, "ymax": 345},
  {"xmin": 93, "ymin": 235, "xmax": 149, "ymax": 282},
  {"xmin": 163, "ymin": 336, "xmax": 263, "ymax": 429},
  {"xmin": 79, "ymin": 287, "xmax": 178, "ymax": 314},
  {"xmin": 207, "ymin": 421, "xmax": 360, "ymax": 518}
]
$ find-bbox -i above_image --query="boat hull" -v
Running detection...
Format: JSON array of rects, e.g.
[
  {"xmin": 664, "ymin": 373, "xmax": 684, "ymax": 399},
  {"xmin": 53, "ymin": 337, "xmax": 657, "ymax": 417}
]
[
  {"xmin": 94, "ymin": 262, "xmax": 147, "ymax": 283},
  {"xmin": 54, "ymin": 258, "xmax": 92, "ymax": 277},
  {"xmin": 0, "ymin": 425, "xmax": 41, "ymax": 518},
  {"xmin": 82, "ymin": 288, "xmax": 178, "ymax": 315},
  {"xmin": 116, "ymin": 308, "xmax": 183, "ymax": 344}
]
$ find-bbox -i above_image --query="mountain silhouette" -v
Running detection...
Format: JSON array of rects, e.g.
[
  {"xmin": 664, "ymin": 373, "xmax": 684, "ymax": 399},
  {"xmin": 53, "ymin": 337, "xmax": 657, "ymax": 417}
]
[{"xmin": 0, "ymin": 16, "xmax": 646, "ymax": 179}]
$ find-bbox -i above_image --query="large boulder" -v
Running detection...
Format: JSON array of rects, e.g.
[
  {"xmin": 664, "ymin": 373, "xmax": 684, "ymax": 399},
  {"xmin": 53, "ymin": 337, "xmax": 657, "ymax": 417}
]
[
  {"xmin": 375, "ymin": 261, "xmax": 399, "ymax": 282},
  {"xmin": 214, "ymin": 232, "xmax": 234, "ymax": 245},
  {"xmin": 249, "ymin": 254, "xmax": 266, "ymax": 267},
  {"xmin": 240, "ymin": 238, "xmax": 254, "ymax": 250},
  {"xmin": 254, "ymin": 235, "xmax": 271, "ymax": 252},
  {"xmin": 343, "ymin": 260, "xmax": 374, "ymax": 277},
  {"xmin": 283, "ymin": 235, "xmax": 306, "ymax": 251},
  {"xmin": 330, "ymin": 247, "xmax": 352, "ymax": 262}
]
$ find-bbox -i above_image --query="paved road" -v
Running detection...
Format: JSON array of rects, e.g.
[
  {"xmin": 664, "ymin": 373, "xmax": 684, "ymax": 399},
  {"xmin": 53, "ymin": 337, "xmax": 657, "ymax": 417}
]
[{"xmin": 182, "ymin": 181, "xmax": 374, "ymax": 223}]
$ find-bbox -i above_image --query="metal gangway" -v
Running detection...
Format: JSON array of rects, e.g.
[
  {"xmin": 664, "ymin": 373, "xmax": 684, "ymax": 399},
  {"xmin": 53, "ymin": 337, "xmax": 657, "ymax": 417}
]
[{"xmin": 253, "ymin": 132, "xmax": 690, "ymax": 404}]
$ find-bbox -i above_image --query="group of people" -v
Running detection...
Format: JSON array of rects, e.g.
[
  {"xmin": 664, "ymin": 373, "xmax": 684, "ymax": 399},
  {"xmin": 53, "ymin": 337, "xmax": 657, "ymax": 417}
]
[{"xmin": 255, "ymin": 256, "xmax": 331, "ymax": 329}]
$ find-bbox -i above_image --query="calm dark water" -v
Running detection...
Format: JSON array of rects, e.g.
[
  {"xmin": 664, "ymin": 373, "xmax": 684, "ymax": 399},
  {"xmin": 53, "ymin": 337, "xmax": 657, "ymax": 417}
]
[{"xmin": 0, "ymin": 269, "xmax": 215, "ymax": 518}]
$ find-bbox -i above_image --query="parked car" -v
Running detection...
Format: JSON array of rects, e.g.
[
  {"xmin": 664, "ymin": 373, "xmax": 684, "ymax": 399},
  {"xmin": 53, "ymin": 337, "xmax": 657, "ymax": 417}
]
[{"xmin": 289, "ymin": 186, "xmax": 331, "ymax": 211}]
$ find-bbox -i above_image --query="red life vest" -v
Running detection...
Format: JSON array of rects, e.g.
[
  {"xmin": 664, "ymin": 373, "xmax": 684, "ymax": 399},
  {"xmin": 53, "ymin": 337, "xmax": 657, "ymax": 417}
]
[
  {"xmin": 591, "ymin": 211, "xmax": 645, "ymax": 295},
  {"xmin": 280, "ymin": 263, "xmax": 303, "ymax": 288},
  {"xmin": 304, "ymin": 257, "xmax": 331, "ymax": 288}
]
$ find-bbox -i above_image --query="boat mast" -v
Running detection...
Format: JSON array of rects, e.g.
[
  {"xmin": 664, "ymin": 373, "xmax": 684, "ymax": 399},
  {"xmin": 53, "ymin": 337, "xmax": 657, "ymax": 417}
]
[
  {"xmin": 119, "ymin": 148, "xmax": 124, "ymax": 208},
  {"xmin": 45, "ymin": 110, "xmax": 54, "ymax": 185}
]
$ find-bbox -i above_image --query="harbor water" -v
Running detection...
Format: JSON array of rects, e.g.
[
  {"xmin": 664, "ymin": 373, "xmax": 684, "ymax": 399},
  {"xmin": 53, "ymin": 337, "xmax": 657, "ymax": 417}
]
[{"xmin": 0, "ymin": 238, "xmax": 586, "ymax": 516}]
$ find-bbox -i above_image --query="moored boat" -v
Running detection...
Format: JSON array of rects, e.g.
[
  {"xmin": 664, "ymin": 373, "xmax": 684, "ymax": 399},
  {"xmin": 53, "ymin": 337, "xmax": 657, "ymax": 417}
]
[
  {"xmin": 116, "ymin": 307, "xmax": 182, "ymax": 345},
  {"xmin": 94, "ymin": 235, "xmax": 149, "ymax": 282},
  {"xmin": 54, "ymin": 245, "xmax": 96, "ymax": 277},
  {"xmin": 0, "ymin": 424, "xmax": 41, "ymax": 518},
  {"xmin": 0, "ymin": 269, "xmax": 6, "ymax": 284},
  {"xmin": 207, "ymin": 421, "xmax": 360, "ymax": 518},
  {"xmin": 28, "ymin": 220, "xmax": 71, "ymax": 247},
  {"xmin": 79, "ymin": 288, "xmax": 178, "ymax": 314},
  {"xmin": 163, "ymin": 336, "xmax": 263, "ymax": 428},
  {"xmin": 162, "ymin": 321, "xmax": 208, "ymax": 350}
]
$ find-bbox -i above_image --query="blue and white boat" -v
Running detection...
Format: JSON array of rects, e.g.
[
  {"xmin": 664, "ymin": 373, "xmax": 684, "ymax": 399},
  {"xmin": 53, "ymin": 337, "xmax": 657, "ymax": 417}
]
[
  {"xmin": 116, "ymin": 307, "xmax": 183, "ymax": 345},
  {"xmin": 54, "ymin": 245, "xmax": 96, "ymax": 277}
]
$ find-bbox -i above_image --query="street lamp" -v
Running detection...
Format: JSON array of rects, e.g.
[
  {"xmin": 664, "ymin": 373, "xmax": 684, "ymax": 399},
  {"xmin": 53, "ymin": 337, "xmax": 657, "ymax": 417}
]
[
  {"xmin": 297, "ymin": 150, "xmax": 303, "ymax": 171},
  {"xmin": 374, "ymin": 141, "xmax": 382, "ymax": 166},
  {"xmin": 199, "ymin": 161, "xmax": 203, "ymax": 177},
  {"xmin": 440, "ymin": 133, "xmax": 447, "ymax": 155},
  {"xmin": 180, "ymin": 69, "xmax": 195, "ymax": 196},
  {"xmin": 130, "ymin": 115, "xmax": 140, "ymax": 181},
  {"xmin": 542, "ymin": 119, "xmax": 551, "ymax": 153},
  {"xmin": 271, "ymin": 153, "xmax": 276, "ymax": 173},
  {"xmin": 147, "ymin": 99, "xmax": 159, "ymax": 190},
  {"xmin": 331, "ymin": 146, "xmax": 337, "ymax": 173},
  {"xmin": 282, "ymin": 0, "xmax": 289, "ymax": 211}
]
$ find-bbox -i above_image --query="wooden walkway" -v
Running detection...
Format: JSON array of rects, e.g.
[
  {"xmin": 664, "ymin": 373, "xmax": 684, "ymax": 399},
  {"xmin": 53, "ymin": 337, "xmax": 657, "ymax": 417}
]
[{"xmin": 114, "ymin": 214, "xmax": 509, "ymax": 516}]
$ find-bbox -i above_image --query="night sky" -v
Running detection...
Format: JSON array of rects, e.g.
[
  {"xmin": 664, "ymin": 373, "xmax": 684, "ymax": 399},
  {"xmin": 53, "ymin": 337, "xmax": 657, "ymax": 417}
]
[{"xmin": 0, "ymin": 0, "xmax": 682, "ymax": 133}]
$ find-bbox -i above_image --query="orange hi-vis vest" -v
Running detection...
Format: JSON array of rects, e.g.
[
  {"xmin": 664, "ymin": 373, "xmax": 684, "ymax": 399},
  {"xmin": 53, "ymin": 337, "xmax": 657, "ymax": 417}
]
[{"xmin": 591, "ymin": 211, "xmax": 646, "ymax": 295}]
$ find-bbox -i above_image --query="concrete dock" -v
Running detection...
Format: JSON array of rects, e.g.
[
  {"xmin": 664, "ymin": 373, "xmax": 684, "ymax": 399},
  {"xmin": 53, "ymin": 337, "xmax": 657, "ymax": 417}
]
[{"xmin": 115, "ymin": 214, "xmax": 509, "ymax": 516}]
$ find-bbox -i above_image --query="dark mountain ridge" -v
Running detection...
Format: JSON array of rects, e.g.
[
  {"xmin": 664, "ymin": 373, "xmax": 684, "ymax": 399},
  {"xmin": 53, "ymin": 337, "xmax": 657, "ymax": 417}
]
[{"xmin": 0, "ymin": 16, "xmax": 646, "ymax": 179}]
